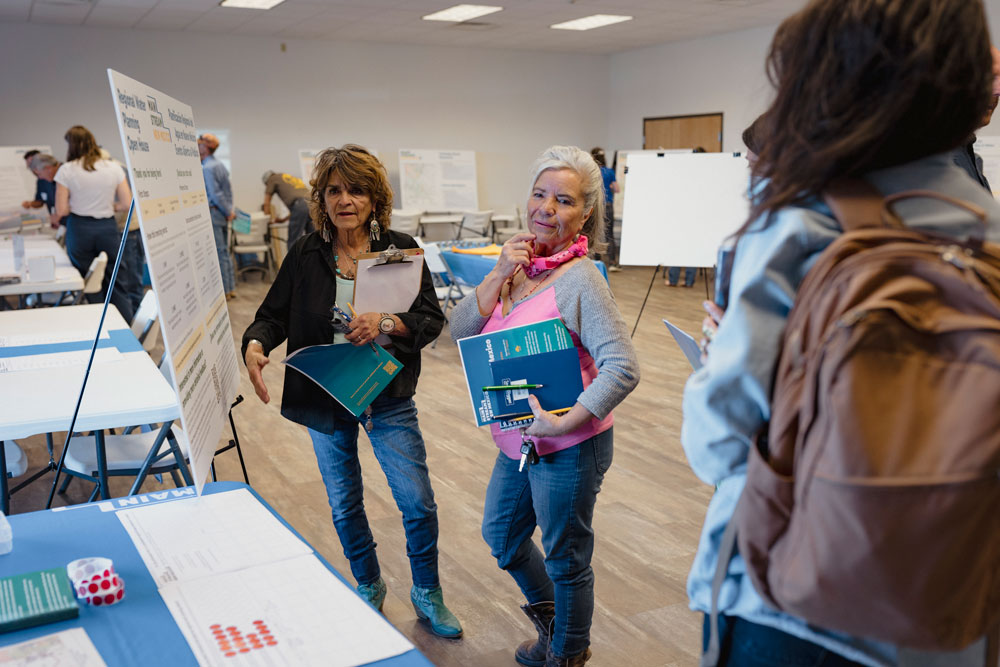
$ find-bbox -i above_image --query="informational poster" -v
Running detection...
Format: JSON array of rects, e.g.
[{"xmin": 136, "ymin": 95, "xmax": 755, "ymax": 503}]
[
  {"xmin": 619, "ymin": 152, "xmax": 749, "ymax": 267},
  {"xmin": 0, "ymin": 145, "xmax": 52, "ymax": 214},
  {"xmin": 298, "ymin": 148, "xmax": 322, "ymax": 187},
  {"xmin": 974, "ymin": 135, "xmax": 1000, "ymax": 198},
  {"xmin": 398, "ymin": 149, "xmax": 478, "ymax": 212},
  {"xmin": 108, "ymin": 70, "xmax": 241, "ymax": 495}
]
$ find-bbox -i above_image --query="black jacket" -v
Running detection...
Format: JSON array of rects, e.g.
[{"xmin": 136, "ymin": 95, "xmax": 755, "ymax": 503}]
[{"xmin": 241, "ymin": 229, "xmax": 444, "ymax": 434}]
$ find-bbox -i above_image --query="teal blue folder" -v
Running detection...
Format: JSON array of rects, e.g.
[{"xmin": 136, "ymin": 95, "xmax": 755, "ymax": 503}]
[{"xmin": 282, "ymin": 343, "xmax": 403, "ymax": 417}]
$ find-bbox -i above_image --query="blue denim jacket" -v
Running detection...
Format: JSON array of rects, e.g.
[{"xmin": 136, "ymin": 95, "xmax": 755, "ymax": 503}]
[
  {"xmin": 202, "ymin": 154, "xmax": 233, "ymax": 216},
  {"xmin": 682, "ymin": 153, "xmax": 1000, "ymax": 667}
]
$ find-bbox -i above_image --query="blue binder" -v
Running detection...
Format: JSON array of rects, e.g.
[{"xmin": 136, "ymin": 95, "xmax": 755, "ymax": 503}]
[{"xmin": 487, "ymin": 347, "xmax": 583, "ymax": 418}]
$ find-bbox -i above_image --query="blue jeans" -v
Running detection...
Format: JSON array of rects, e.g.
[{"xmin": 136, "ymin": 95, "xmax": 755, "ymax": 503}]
[
  {"xmin": 65, "ymin": 214, "xmax": 134, "ymax": 322},
  {"xmin": 307, "ymin": 395, "xmax": 439, "ymax": 588},
  {"xmin": 702, "ymin": 615, "xmax": 864, "ymax": 666},
  {"xmin": 119, "ymin": 228, "xmax": 146, "ymax": 314},
  {"xmin": 210, "ymin": 207, "xmax": 235, "ymax": 293},
  {"xmin": 668, "ymin": 266, "xmax": 697, "ymax": 286},
  {"xmin": 287, "ymin": 198, "xmax": 311, "ymax": 248},
  {"xmin": 482, "ymin": 429, "xmax": 613, "ymax": 658}
]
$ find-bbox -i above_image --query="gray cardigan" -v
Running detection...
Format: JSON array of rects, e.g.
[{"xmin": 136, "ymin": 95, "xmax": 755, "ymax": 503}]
[{"xmin": 450, "ymin": 259, "xmax": 639, "ymax": 419}]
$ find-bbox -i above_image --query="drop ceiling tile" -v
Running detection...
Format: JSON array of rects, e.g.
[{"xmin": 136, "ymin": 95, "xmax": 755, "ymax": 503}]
[
  {"xmin": 85, "ymin": 5, "xmax": 150, "ymax": 27},
  {"xmin": 30, "ymin": 1, "xmax": 91, "ymax": 25},
  {"xmin": 0, "ymin": 0, "xmax": 31, "ymax": 21}
]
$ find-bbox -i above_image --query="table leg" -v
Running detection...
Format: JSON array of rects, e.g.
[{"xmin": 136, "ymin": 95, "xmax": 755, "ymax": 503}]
[
  {"xmin": 1, "ymin": 441, "xmax": 9, "ymax": 516},
  {"xmin": 95, "ymin": 430, "xmax": 110, "ymax": 500},
  {"xmin": 129, "ymin": 421, "xmax": 173, "ymax": 495}
]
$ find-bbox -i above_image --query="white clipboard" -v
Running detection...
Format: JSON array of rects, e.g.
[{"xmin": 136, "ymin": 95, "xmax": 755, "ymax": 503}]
[{"xmin": 353, "ymin": 248, "xmax": 425, "ymax": 345}]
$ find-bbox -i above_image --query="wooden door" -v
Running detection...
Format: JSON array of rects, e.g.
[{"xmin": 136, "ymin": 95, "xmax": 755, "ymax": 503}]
[{"xmin": 643, "ymin": 113, "xmax": 723, "ymax": 152}]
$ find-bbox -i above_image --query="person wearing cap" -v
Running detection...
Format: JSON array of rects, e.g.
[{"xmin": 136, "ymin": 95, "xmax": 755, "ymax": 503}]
[
  {"xmin": 198, "ymin": 133, "xmax": 236, "ymax": 299},
  {"xmin": 262, "ymin": 170, "xmax": 312, "ymax": 248}
]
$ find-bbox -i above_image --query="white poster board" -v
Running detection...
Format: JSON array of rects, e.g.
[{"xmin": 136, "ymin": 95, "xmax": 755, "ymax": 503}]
[
  {"xmin": 974, "ymin": 135, "xmax": 1000, "ymax": 198},
  {"xmin": 613, "ymin": 149, "xmax": 686, "ymax": 220},
  {"xmin": 108, "ymin": 70, "xmax": 241, "ymax": 495},
  {"xmin": 298, "ymin": 148, "xmax": 322, "ymax": 186},
  {"xmin": 0, "ymin": 145, "xmax": 52, "ymax": 214},
  {"xmin": 399, "ymin": 149, "xmax": 478, "ymax": 212},
  {"xmin": 619, "ymin": 152, "xmax": 750, "ymax": 267}
]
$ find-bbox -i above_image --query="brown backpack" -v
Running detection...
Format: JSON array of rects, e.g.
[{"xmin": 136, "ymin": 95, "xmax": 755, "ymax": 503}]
[{"xmin": 703, "ymin": 182, "xmax": 1000, "ymax": 667}]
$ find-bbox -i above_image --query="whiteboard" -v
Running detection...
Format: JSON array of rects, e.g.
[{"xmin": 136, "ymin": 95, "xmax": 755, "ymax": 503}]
[
  {"xmin": 399, "ymin": 149, "xmax": 478, "ymax": 212},
  {"xmin": 612, "ymin": 149, "xmax": 686, "ymax": 220},
  {"xmin": 619, "ymin": 152, "xmax": 750, "ymax": 267},
  {"xmin": 0, "ymin": 145, "xmax": 52, "ymax": 214}
]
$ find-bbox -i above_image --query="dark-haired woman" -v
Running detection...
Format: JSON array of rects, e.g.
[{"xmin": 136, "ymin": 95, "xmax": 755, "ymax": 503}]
[
  {"xmin": 683, "ymin": 1, "xmax": 1000, "ymax": 665},
  {"xmin": 242, "ymin": 145, "xmax": 462, "ymax": 638},
  {"xmin": 54, "ymin": 125, "xmax": 134, "ymax": 321}
]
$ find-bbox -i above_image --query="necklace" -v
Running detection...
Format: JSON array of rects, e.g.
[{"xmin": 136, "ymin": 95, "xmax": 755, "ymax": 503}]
[
  {"xmin": 507, "ymin": 267, "xmax": 554, "ymax": 303},
  {"xmin": 333, "ymin": 237, "xmax": 369, "ymax": 279}
]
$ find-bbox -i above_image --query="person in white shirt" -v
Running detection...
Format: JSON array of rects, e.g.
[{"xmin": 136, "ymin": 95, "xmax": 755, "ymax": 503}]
[{"xmin": 54, "ymin": 125, "xmax": 134, "ymax": 322}]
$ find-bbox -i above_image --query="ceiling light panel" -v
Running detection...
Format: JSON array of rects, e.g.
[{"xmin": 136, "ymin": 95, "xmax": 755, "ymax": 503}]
[
  {"xmin": 550, "ymin": 14, "xmax": 633, "ymax": 31},
  {"xmin": 422, "ymin": 5, "xmax": 503, "ymax": 23},
  {"xmin": 220, "ymin": 0, "xmax": 285, "ymax": 9}
]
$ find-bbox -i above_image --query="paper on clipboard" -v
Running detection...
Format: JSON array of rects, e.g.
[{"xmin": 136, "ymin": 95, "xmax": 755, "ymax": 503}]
[
  {"xmin": 352, "ymin": 248, "xmax": 424, "ymax": 314},
  {"xmin": 663, "ymin": 318, "xmax": 703, "ymax": 370}
]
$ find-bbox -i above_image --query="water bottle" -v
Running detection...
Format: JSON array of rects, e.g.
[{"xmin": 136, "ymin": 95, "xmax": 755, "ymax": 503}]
[{"xmin": 0, "ymin": 511, "xmax": 12, "ymax": 555}]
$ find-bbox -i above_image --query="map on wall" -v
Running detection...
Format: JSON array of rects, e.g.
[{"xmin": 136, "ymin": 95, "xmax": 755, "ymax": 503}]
[{"xmin": 398, "ymin": 149, "xmax": 478, "ymax": 212}]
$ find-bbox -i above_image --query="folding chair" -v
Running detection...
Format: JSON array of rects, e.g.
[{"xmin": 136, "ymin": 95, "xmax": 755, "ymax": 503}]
[
  {"xmin": 417, "ymin": 240, "xmax": 466, "ymax": 348},
  {"xmin": 232, "ymin": 212, "xmax": 274, "ymax": 281},
  {"xmin": 391, "ymin": 210, "xmax": 422, "ymax": 237},
  {"xmin": 130, "ymin": 290, "xmax": 160, "ymax": 354},
  {"xmin": 456, "ymin": 210, "xmax": 494, "ymax": 240}
]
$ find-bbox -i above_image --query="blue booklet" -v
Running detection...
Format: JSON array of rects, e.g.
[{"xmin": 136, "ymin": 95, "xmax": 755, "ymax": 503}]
[
  {"xmin": 282, "ymin": 343, "xmax": 402, "ymax": 417},
  {"xmin": 487, "ymin": 348, "xmax": 583, "ymax": 418},
  {"xmin": 457, "ymin": 318, "xmax": 579, "ymax": 427}
]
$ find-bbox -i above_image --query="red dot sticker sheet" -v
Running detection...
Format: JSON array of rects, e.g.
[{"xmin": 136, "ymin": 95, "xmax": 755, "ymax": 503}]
[
  {"xmin": 210, "ymin": 620, "xmax": 278, "ymax": 658},
  {"xmin": 158, "ymin": 554, "xmax": 414, "ymax": 666},
  {"xmin": 66, "ymin": 557, "xmax": 126, "ymax": 607}
]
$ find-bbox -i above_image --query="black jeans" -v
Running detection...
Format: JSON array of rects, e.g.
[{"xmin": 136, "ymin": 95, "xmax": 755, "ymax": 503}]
[{"xmin": 702, "ymin": 615, "xmax": 864, "ymax": 667}]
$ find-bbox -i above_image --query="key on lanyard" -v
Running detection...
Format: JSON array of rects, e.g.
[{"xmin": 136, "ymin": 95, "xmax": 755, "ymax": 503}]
[
  {"xmin": 519, "ymin": 429, "xmax": 539, "ymax": 472},
  {"xmin": 364, "ymin": 405, "xmax": 374, "ymax": 433}
]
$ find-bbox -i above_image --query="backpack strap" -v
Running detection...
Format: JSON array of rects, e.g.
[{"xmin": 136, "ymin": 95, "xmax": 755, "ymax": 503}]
[
  {"xmin": 701, "ymin": 499, "xmax": 742, "ymax": 667},
  {"xmin": 822, "ymin": 179, "xmax": 898, "ymax": 232}
]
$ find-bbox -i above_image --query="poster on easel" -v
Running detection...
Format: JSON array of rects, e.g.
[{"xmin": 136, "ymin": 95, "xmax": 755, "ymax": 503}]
[
  {"xmin": 619, "ymin": 152, "xmax": 749, "ymax": 268},
  {"xmin": 398, "ymin": 149, "xmax": 478, "ymax": 212},
  {"xmin": 108, "ymin": 69, "xmax": 241, "ymax": 495}
]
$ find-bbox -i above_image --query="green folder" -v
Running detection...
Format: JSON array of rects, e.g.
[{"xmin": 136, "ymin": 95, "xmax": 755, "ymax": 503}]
[
  {"xmin": 282, "ymin": 343, "xmax": 403, "ymax": 417},
  {"xmin": 0, "ymin": 567, "xmax": 79, "ymax": 633}
]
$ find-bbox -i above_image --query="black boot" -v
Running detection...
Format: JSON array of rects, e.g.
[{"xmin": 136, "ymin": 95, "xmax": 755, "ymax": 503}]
[
  {"xmin": 545, "ymin": 644, "xmax": 591, "ymax": 667},
  {"xmin": 515, "ymin": 601, "xmax": 555, "ymax": 667}
]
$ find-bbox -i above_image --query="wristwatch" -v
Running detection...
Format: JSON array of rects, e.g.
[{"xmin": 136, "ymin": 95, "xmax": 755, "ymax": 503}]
[
  {"xmin": 378, "ymin": 313, "xmax": 396, "ymax": 334},
  {"xmin": 248, "ymin": 338, "xmax": 264, "ymax": 350}
]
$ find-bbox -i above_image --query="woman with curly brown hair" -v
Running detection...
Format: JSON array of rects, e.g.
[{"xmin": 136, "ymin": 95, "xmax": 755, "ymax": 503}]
[{"xmin": 241, "ymin": 145, "xmax": 462, "ymax": 638}]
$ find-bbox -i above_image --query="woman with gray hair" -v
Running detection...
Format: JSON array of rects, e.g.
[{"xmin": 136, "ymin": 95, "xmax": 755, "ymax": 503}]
[{"xmin": 450, "ymin": 145, "xmax": 639, "ymax": 666}]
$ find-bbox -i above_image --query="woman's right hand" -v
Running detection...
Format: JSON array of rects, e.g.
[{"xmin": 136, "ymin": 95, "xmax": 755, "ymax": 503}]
[
  {"xmin": 493, "ymin": 232, "xmax": 535, "ymax": 280},
  {"xmin": 245, "ymin": 343, "xmax": 271, "ymax": 404}
]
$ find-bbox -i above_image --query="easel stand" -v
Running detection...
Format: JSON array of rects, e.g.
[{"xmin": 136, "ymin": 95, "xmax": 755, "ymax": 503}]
[{"xmin": 630, "ymin": 265, "xmax": 714, "ymax": 338}]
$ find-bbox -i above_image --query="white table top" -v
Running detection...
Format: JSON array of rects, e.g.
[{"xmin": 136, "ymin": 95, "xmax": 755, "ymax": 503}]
[
  {"xmin": 0, "ymin": 235, "xmax": 84, "ymax": 296},
  {"xmin": 0, "ymin": 304, "xmax": 179, "ymax": 440}
]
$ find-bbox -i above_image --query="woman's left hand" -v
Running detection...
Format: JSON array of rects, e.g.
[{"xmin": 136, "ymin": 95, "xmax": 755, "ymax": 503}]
[
  {"xmin": 346, "ymin": 312, "xmax": 380, "ymax": 346},
  {"xmin": 524, "ymin": 395, "xmax": 569, "ymax": 437}
]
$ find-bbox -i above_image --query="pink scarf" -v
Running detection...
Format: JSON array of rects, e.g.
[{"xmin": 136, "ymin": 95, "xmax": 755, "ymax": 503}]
[{"xmin": 524, "ymin": 235, "xmax": 589, "ymax": 277}]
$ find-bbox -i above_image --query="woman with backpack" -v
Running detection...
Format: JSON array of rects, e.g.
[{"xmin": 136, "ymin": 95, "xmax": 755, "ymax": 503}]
[{"xmin": 683, "ymin": 1, "xmax": 1000, "ymax": 665}]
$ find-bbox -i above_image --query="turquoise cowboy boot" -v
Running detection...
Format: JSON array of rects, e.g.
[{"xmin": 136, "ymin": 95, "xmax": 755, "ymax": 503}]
[
  {"xmin": 410, "ymin": 585, "xmax": 463, "ymax": 638},
  {"xmin": 357, "ymin": 577, "xmax": 387, "ymax": 612}
]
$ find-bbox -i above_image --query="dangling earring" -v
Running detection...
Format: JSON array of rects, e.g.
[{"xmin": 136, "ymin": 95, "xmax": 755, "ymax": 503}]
[{"xmin": 369, "ymin": 209, "xmax": 381, "ymax": 242}]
